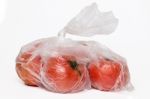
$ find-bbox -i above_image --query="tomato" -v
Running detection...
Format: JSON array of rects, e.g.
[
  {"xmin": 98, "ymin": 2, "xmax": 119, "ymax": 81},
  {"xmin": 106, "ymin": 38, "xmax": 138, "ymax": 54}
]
[
  {"xmin": 88, "ymin": 58, "xmax": 129, "ymax": 91},
  {"xmin": 16, "ymin": 42, "xmax": 42, "ymax": 86},
  {"xmin": 41, "ymin": 55, "xmax": 89, "ymax": 93},
  {"xmin": 16, "ymin": 52, "xmax": 42, "ymax": 86}
]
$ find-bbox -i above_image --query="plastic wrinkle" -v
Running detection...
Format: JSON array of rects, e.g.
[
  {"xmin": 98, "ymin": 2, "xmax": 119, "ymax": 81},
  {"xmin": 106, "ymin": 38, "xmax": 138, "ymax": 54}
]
[{"xmin": 63, "ymin": 3, "xmax": 118, "ymax": 36}]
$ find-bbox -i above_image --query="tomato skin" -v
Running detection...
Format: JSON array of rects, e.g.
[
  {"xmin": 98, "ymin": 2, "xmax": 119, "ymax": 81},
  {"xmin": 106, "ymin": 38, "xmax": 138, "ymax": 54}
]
[
  {"xmin": 41, "ymin": 56, "xmax": 88, "ymax": 93},
  {"xmin": 88, "ymin": 59, "xmax": 129, "ymax": 91}
]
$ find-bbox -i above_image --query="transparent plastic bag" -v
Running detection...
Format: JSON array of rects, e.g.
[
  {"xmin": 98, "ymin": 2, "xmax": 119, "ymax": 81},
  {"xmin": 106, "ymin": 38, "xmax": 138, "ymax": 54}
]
[{"xmin": 16, "ymin": 3, "xmax": 132, "ymax": 93}]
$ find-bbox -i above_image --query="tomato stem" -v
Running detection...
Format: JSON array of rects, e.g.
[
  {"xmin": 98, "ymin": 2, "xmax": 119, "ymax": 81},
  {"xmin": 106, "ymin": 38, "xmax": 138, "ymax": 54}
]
[{"xmin": 68, "ymin": 60, "xmax": 81, "ymax": 76}]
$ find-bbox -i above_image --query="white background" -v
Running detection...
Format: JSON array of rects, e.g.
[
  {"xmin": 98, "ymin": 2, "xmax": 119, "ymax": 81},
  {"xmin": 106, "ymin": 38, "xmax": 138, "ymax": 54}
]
[{"xmin": 0, "ymin": 0, "xmax": 150, "ymax": 99}]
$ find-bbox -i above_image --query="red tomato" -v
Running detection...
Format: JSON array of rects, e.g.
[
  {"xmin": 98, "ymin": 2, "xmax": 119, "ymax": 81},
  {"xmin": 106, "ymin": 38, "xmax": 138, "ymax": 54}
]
[
  {"xmin": 16, "ymin": 42, "xmax": 42, "ymax": 86},
  {"xmin": 16, "ymin": 52, "xmax": 42, "ymax": 86},
  {"xmin": 88, "ymin": 59, "xmax": 129, "ymax": 91},
  {"xmin": 41, "ymin": 55, "xmax": 88, "ymax": 93}
]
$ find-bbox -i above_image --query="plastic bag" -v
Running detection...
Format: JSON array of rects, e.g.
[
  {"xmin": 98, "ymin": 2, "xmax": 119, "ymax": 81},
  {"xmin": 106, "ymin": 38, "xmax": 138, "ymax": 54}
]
[{"xmin": 16, "ymin": 3, "xmax": 132, "ymax": 93}]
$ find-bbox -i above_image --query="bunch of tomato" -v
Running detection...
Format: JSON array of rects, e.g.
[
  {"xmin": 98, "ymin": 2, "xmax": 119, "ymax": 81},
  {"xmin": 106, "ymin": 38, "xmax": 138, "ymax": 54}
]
[{"xmin": 16, "ymin": 39, "xmax": 130, "ymax": 93}]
